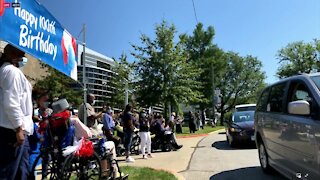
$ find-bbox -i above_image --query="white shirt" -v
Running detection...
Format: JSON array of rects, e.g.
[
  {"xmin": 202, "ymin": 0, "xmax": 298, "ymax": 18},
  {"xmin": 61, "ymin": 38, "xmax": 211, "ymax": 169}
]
[{"xmin": 0, "ymin": 63, "xmax": 34, "ymax": 135}]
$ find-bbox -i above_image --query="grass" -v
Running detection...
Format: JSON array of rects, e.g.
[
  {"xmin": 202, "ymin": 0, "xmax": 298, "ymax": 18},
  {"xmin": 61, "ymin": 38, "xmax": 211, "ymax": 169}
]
[
  {"xmin": 121, "ymin": 166, "xmax": 177, "ymax": 180},
  {"xmin": 176, "ymin": 125, "xmax": 224, "ymax": 137}
]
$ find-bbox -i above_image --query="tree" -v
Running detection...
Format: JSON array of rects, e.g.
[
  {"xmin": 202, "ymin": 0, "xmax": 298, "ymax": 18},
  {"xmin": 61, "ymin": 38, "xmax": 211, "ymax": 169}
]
[
  {"xmin": 132, "ymin": 21, "xmax": 202, "ymax": 118},
  {"xmin": 277, "ymin": 40, "xmax": 320, "ymax": 78},
  {"xmin": 181, "ymin": 23, "xmax": 225, "ymax": 110},
  {"xmin": 216, "ymin": 52, "xmax": 265, "ymax": 125},
  {"xmin": 109, "ymin": 53, "xmax": 134, "ymax": 109},
  {"xmin": 33, "ymin": 63, "xmax": 83, "ymax": 106}
]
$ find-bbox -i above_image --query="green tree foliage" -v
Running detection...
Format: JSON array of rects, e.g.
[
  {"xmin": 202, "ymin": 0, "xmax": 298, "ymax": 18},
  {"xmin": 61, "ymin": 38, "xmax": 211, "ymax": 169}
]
[
  {"xmin": 33, "ymin": 63, "xmax": 83, "ymax": 106},
  {"xmin": 131, "ymin": 21, "xmax": 202, "ymax": 117},
  {"xmin": 277, "ymin": 40, "xmax": 320, "ymax": 78},
  {"xmin": 181, "ymin": 23, "xmax": 225, "ymax": 109},
  {"xmin": 109, "ymin": 53, "xmax": 134, "ymax": 109},
  {"xmin": 216, "ymin": 52, "xmax": 265, "ymax": 125}
]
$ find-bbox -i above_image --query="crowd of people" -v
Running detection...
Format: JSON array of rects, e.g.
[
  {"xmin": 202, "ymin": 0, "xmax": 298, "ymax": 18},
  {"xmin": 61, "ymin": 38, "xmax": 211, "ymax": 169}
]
[{"xmin": 0, "ymin": 44, "xmax": 185, "ymax": 179}]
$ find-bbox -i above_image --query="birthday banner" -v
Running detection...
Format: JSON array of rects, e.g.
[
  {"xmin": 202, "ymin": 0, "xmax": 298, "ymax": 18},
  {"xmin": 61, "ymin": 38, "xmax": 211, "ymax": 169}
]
[{"xmin": 0, "ymin": 0, "xmax": 78, "ymax": 80}]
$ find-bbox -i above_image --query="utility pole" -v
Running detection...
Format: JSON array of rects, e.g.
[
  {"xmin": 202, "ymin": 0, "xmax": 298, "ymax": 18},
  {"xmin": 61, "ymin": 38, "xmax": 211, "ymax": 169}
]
[{"xmin": 82, "ymin": 24, "xmax": 87, "ymax": 126}]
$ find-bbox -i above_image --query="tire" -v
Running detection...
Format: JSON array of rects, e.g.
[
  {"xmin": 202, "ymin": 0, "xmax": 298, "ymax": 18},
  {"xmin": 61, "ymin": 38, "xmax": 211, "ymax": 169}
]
[
  {"xmin": 162, "ymin": 143, "xmax": 173, "ymax": 152},
  {"xmin": 30, "ymin": 153, "xmax": 60, "ymax": 180},
  {"xmin": 61, "ymin": 152, "xmax": 102, "ymax": 180},
  {"xmin": 227, "ymin": 135, "xmax": 235, "ymax": 147},
  {"xmin": 258, "ymin": 140, "xmax": 273, "ymax": 174}
]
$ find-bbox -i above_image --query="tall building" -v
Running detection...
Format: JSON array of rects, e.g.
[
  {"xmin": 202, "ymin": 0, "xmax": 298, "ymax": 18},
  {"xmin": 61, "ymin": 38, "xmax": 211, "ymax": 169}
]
[{"xmin": 77, "ymin": 44, "xmax": 115, "ymax": 111}]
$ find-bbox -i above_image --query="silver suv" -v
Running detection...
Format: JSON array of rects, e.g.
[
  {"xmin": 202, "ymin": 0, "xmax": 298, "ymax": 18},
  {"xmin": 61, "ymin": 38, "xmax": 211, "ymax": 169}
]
[{"xmin": 255, "ymin": 74, "xmax": 320, "ymax": 179}]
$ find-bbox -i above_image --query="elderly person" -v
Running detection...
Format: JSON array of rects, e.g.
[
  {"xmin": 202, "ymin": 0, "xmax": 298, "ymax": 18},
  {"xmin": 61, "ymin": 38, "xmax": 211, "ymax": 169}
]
[
  {"xmin": 78, "ymin": 93, "xmax": 103, "ymax": 136},
  {"xmin": 0, "ymin": 44, "xmax": 34, "ymax": 179}
]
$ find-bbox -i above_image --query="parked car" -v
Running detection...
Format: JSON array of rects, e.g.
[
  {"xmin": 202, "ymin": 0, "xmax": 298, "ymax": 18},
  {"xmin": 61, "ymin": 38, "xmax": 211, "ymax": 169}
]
[
  {"xmin": 225, "ymin": 110, "xmax": 255, "ymax": 147},
  {"xmin": 255, "ymin": 73, "xmax": 320, "ymax": 179},
  {"xmin": 235, "ymin": 104, "xmax": 256, "ymax": 112}
]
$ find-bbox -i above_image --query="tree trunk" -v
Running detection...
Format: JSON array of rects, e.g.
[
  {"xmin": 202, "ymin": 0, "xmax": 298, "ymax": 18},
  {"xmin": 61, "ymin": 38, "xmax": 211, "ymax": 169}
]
[{"xmin": 220, "ymin": 109, "xmax": 225, "ymax": 126}]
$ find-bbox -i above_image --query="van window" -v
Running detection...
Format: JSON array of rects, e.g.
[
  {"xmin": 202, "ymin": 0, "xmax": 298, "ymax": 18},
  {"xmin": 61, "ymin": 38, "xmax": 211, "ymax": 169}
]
[
  {"xmin": 257, "ymin": 88, "xmax": 269, "ymax": 112},
  {"xmin": 287, "ymin": 82, "xmax": 313, "ymax": 109},
  {"xmin": 268, "ymin": 83, "xmax": 286, "ymax": 113}
]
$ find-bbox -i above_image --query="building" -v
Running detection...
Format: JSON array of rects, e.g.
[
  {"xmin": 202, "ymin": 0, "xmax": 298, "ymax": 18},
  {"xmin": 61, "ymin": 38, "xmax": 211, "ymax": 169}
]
[{"xmin": 77, "ymin": 44, "xmax": 115, "ymax": 111}]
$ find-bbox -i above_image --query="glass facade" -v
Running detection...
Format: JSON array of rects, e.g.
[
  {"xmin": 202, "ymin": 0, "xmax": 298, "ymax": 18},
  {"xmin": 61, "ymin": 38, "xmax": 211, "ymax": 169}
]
[{"xmin": 77, "ymin": 45, "xmax": 115, "ymax": 111}]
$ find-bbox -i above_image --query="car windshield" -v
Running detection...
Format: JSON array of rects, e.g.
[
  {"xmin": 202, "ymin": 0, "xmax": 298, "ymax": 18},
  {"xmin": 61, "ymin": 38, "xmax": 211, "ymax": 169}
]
[
  {"xmin": 232, "ymin": 111, "xmax": 255, "ymax": 123},
  {"xmin": 311, "ymin": 75, "xmax": 320, "ymax": 91}
]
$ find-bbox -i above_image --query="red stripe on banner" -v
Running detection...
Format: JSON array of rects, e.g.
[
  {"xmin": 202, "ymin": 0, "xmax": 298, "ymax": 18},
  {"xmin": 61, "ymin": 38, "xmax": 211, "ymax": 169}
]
[{"xmin": 0, "ymin": 0, "xmax": 4, "ymax": 16}]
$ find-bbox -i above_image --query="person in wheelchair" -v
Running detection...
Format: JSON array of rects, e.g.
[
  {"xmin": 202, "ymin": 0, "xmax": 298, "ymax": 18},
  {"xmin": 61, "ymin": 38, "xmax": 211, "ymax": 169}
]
[{"xmin": 152, "ymin": 115, "xmax": 183, "ymax": 150}]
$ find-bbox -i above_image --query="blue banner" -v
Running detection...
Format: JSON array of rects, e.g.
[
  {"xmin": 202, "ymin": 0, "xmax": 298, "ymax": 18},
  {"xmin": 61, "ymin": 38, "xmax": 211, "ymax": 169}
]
[{"xmin": 0, "ymin": 0, "xmax": 78, "ymax": 80}]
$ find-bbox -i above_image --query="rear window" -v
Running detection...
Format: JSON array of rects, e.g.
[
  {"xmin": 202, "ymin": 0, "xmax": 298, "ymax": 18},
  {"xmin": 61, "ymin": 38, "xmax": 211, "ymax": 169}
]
[
  {"xmin": 235, "ymin": 106, "xmax": 256, "ymax": 112},
  {"xmin": 256, "ymin": 88, "xmax": 270, "ymax": 112},
  {"xmin": 232, "ymin": 111, "xmax": 255, "ymax": 122},
  {"xmin": 268, "ymin": 83, "xmax": 286, "ymax": 113}
]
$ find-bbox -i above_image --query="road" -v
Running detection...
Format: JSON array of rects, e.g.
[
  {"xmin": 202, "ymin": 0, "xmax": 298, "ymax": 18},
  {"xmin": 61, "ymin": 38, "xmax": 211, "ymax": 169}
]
[{"xmin": 180, "ymin": 131, "xmax": 285, "ymax": 180}]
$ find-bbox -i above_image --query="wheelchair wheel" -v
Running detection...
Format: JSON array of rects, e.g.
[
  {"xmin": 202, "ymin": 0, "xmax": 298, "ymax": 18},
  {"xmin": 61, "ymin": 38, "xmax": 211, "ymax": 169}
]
[
  {"xmin": 61, "ymin": 152, "xmax": 101, "ymax": 180},
  {"xmin": 30, "ymin": 152, "xmax": 61, "ymax": 180},
  {"xmin": 162, "ymin": 143, "xmax": 173, "ymax": 152}
]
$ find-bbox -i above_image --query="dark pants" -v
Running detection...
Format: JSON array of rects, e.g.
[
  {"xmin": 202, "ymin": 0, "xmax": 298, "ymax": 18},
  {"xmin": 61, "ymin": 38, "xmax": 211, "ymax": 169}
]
[
  {"xmin": 0, "ymin": 127, "xmax": 30, "ymax": 180},
  {"xmin": 123, "ymin": 130, "xmax": 133, "ymax": 151},
  {"xmin": 175, "ymin": 124, "xmax": 182, "ymax": 133}
]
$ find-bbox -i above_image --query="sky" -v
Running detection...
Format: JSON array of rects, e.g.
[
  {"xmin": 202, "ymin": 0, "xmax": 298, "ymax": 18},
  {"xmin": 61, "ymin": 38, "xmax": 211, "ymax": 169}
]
[{"xmin": 38, "ymin": 0, "xmax": 320, "ymax": 84}]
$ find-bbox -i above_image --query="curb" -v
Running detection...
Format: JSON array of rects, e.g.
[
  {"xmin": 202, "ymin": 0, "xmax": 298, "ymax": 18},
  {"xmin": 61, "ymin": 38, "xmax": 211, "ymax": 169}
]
[{"xmin": 177, "ymin": 134, "xmax": 208, "ymax": 139}]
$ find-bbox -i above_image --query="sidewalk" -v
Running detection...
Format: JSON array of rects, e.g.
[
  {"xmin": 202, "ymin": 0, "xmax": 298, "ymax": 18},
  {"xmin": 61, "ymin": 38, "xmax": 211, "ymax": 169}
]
[{"xmin": 118, "ymin": 136, "xmax": 204, "ymax": 180}]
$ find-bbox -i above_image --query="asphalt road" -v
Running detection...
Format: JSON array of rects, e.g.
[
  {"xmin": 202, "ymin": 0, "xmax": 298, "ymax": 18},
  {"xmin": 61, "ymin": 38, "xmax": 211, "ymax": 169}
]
[{"xmin": 180, "ymin": 130, "xmax": 286, "ymax": 180}]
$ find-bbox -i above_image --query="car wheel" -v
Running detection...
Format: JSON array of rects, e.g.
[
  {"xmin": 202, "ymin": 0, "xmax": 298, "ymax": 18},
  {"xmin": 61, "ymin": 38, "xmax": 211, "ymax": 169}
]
[
  {"xmin": 227, "ymin": 135, "xmax": 235, "ymax": 147},
  {"xmin": 258, "ymin": 140, "xmax": 272, "ymax": 173}
]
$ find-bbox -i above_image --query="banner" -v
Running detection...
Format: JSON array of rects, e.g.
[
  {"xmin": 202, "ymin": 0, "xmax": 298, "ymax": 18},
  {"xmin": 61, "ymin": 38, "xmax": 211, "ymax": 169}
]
[{"xmin": 0, "ymin": 0, "xmax": 77, "ymax": 80}]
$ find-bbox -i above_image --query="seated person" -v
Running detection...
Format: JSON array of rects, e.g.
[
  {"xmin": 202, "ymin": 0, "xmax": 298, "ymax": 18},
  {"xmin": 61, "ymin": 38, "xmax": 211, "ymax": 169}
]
[
  {"xmin": 153, "ymin": 115, "xmax": 182, "ymax": 149},
  {"xmin": 102, "ymin": 106, "xmax": 121, "ymax": 148},
  {"xmin": 78, "ymin": 94, "xmax": 103, "ymax": 136}
]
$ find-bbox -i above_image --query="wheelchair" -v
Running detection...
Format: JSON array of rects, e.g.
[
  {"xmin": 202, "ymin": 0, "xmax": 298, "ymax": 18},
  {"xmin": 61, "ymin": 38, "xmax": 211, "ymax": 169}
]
[{"xmin": 30, "ymin": 109, "xmax": 102, "ymax": 180}]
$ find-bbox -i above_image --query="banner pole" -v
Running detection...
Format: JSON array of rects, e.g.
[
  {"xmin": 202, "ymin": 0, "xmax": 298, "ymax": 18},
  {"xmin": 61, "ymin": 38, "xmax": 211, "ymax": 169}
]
[{"xmin": 82, "ymin": 24, "xmax": 87, "ymax": 126}]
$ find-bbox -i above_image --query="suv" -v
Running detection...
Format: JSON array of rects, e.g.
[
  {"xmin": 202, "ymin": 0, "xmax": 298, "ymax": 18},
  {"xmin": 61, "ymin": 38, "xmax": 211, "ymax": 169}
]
[{"xmin": 255, "ymin": 74, "xmax": 320, "ymax": 179}]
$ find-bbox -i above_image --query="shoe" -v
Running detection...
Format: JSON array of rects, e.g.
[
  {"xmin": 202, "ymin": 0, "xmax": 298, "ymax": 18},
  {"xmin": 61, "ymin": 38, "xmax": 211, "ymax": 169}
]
[
  {"xmin": 126, "ymin": 156, "xmax": 135, "ymax": 163},
  {"xmin": 175, "ymin": 145, "xmax": 183, "ymax": 149},
  {"xmin": 147, "ymin": 154, "xmax": 154, "ymax": 158},
  {"xmin": 142, "ymin": 155, "xmax": 148, "ymax": 159}
]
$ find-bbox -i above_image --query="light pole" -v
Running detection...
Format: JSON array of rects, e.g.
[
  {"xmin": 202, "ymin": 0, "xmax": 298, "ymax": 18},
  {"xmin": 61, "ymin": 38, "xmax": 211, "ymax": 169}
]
[
  {"xmin": 81, "ymin": 24, "xmax": 87, "ymax": 126},
  {"xmin": 211, "ymin": 62, "xmax": 215, "ymax": 122}
]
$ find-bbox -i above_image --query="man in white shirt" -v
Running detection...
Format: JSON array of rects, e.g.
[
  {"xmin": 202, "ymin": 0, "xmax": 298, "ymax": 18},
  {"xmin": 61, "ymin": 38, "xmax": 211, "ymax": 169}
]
[{"xmin": 0, "ymin": 44, "xmax": 34, "ymax": 180}]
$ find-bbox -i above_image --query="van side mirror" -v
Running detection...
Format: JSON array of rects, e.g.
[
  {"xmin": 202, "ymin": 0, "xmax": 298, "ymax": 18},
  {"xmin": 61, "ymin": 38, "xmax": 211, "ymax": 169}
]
[{"xmin": 288, "ymin": 100, "xmax": 310, "ymax": 115}]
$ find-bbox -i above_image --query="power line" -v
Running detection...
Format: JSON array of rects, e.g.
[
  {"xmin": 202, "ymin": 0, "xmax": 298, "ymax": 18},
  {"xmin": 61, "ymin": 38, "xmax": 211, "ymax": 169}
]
[{"xmin": 192, "ymin": 0, "xmax": 198, "ymax": 23}]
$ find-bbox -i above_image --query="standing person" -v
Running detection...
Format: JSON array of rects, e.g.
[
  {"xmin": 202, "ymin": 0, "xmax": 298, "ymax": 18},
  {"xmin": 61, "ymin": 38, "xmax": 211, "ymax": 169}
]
[
  {"xmin": 102, "ymin": 106, "xmax": 121, "ymax": 148},
  {"xmin": 175, "ymin": 115, "xmax": 183, "ymax": 134},
  {"xmin": 138, "ymin": 111, "xmax": 153, "ymax": 159},
  {"xmin": 0, "ymin": 44, "xmax": 34, "ymax": 179},
  {"xmin": 188, "ymin": 111, "xmax": 196, "ymax": 133},
  {"xmin": 78, "ymin": 93, "xmax": 103, "ymax": 136},
  {"xmin": 122, "ymin": 104, "xmax": 135, "ymax": 163},
  {"xmin": 29, "ymin": 91, "xmax": 52, "ymax": 168},
  {"xmin": 201, "ymin": 110, "xmax": 206, "ymax": 129}
]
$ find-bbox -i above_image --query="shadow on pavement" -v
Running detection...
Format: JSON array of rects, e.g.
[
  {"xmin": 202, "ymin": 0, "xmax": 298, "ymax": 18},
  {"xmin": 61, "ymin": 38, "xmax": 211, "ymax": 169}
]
[
  {"xmin": 211, "ymin": 140, "xmax": 256, "ymax": 150},
  {"xmin": 210, "ymin": 166, "xmax": 285, "ymax": 180},
  {"xmin": 218, "ymin": 132, "xmax": 226, "ymax": 135}
]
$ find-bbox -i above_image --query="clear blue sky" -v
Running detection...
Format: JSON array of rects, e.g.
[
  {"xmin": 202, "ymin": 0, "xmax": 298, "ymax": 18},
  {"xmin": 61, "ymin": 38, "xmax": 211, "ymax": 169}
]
[{"xmin": 38, "ymin": 0, "xmax": 320, "ymax": 83}]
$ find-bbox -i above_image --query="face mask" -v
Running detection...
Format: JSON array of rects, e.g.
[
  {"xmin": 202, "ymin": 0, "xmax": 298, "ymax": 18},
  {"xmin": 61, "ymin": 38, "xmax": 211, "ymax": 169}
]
[
  {"xmin": 141, "ymin": 113, "xmax": 146, "ymax": 118},
  {"xmin": 18, "ymin": 57, "xmax": 28, "ymax": 68},
  {"xmin": 34, "ymin": 108, "xmax": 39, "ymax": 116},
  {"xmin": 91, "ymin": 100, "xmax": 95, "ymax": 106}
]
